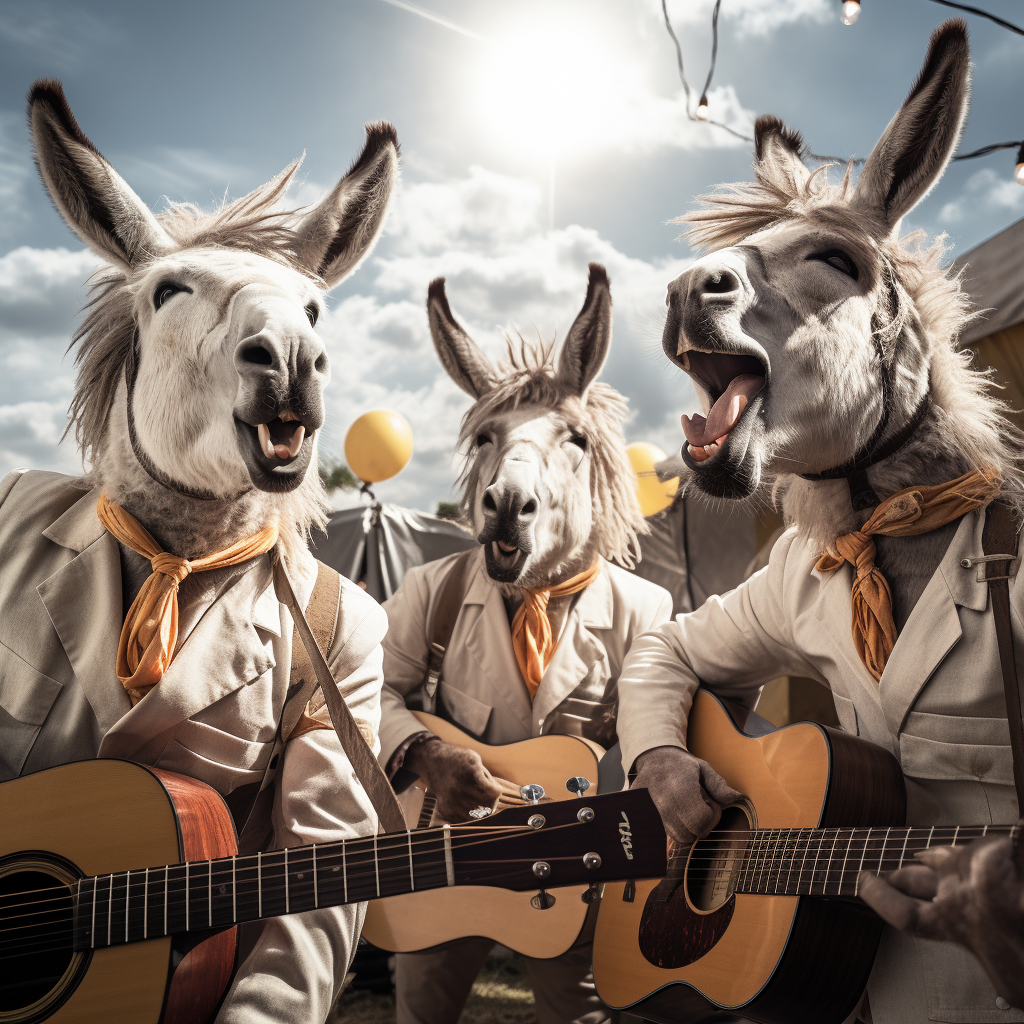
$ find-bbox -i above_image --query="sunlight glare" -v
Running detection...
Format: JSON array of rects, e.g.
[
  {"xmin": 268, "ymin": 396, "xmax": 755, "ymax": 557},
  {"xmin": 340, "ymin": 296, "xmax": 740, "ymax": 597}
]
[{"xmin": 476, "ymin": 18, "xmax": 620, "ymax": 159}]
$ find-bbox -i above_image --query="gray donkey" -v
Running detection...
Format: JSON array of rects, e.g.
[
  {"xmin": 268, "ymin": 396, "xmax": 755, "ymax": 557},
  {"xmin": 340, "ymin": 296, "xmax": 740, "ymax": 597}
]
[
  {"xmin": 0, "ymin": 81, "xmax": 397, "ymax": 1024},
  {"xmin": 615, "ymin": 19, "xmax": 1024, "ymax": 1024}
]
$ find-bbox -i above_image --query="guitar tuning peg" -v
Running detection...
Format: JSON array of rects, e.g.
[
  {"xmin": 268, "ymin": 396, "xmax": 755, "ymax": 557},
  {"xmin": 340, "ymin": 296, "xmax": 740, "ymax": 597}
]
[
  {"xmin": 519, "ymin": 783, "xmax": 545, "ymax": 805},
  {"xmin": 581, "ymin": 884, "xmax": 602, "ymax": 904},
  {"xmin": 565, "ymin": 776, "xmax": 590, "ymax": 798},
  {"xmin": 531, "ymin": 890, "xmax": 556, "ymax": 910}
]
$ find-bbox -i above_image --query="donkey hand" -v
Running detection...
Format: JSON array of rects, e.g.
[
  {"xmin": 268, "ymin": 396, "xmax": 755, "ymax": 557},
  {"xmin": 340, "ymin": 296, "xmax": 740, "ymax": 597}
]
[
  {"xmin": 632, "ymin": 745, "xmax": 742, "ymax": 848},
  {"xmin": 405, "ymin": 739, "xmax": 503, "ymax": 823}
]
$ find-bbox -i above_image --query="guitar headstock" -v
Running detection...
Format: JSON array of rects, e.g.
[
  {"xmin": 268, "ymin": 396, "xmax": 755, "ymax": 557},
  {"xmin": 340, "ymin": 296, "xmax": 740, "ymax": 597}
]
[{"xmin": 448, "ymin": 788, "xmax": 666, "ymax": 890}]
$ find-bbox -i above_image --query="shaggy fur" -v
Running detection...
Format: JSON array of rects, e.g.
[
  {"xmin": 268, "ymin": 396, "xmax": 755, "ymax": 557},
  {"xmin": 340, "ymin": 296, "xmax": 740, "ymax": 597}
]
[{"xmin": 456, "ymin": 338, "xmax": 645, "ymax": 572}]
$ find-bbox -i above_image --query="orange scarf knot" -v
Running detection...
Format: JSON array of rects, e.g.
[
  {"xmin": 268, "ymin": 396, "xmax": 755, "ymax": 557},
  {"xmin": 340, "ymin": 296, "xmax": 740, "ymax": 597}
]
[
  {"xmin": 96, "ymin": 493, "xmax": 280, "ymax": 704},
  {"xmin": 511, "ymin": 560, "xmax": 601, "ymax": 700},
  {"xmin": 815, "ymin": 469, "xmax": 1001, "ymax": 682}
]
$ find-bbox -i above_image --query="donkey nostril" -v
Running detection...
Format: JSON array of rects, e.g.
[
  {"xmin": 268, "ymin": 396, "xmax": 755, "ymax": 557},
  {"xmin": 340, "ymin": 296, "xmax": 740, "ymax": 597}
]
[
  {"xmin": 241, "ymin": 345, "xmax": 273, "ymax": 366},
  {"xmin": 703, "ymin": 271, "xmax": 739, "ymax": 295},
  {"xmin": 315, "ymin": 353, "xmax": 328, "ymax": 373},
  {"xmin": 521, "ymin": 500, "xmax": 537, "ymax": 516},
  {"xmin": 483, "ymin": 493, "xmax": 497, "ymax": 512}
]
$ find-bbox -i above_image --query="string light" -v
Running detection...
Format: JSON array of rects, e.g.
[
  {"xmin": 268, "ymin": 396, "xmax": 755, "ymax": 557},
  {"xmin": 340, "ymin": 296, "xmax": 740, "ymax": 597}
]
[
  {"xmin": 1016, "ymin": 142, "xmax": 1024, "ymax": 186},
  {"xmin": 840, "ymin": 1, "xmax": 861, "ymax": 26},
  {"xmin": 696, "ymin": 93, "xmax": 709, "ymax": 120}
]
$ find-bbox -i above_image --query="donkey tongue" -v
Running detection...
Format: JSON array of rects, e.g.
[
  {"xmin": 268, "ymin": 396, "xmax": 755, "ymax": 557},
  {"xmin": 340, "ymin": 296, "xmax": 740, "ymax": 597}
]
[{"xmin": 682, "ymin": 374, "xmax": 765, "ymax": 447}]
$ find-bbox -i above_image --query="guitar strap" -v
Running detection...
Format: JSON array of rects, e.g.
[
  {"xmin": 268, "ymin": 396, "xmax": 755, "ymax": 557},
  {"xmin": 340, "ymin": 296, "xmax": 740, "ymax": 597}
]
[
  {"xmin": 981, "ymin": 500, "xmax": 1024, "ymax": 865},
  {"xmin": 273, "ymin": 556, "xmax": 408, "ymax": 835},
  {"xmin": 417, "ymin": 549, "xmax": 478, "ymax": 714}
]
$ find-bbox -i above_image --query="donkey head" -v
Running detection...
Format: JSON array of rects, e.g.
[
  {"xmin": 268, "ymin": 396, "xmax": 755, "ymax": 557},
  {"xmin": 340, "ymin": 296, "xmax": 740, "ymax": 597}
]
[
  {"xmin": 662, "ymin": 21, "xmax": 970, "ymax": 503},
  {"xmin": 429, "ymin": 264, "xmax": 644, "ymax": 588},
  {"xmin": 29, "ymin": 80, "xmax": 397, "ymax": 548}
]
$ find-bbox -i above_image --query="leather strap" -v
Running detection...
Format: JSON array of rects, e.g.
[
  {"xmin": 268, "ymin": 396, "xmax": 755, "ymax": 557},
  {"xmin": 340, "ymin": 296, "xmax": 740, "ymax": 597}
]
[
  {"xmin": 273, "ymin": 556, "xmax": 407, "ymax": 834},
  {"xmin": 420, "ymin": 549, "xmax": 478, "ymax": 713},
  {"xmin": 982, "ymin": 500, "xmax": 1024, "ymax": 863}
]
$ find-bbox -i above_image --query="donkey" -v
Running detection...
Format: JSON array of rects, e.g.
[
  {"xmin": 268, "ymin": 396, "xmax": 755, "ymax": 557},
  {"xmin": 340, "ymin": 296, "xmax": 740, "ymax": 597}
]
[
  {"xmin": 376, "ymin": 264, "xmax": 673, "ymax": 1024},
  {"xmin": 616, "ymin": 20, "xmax": 1024, "ymax": 1024},
  {"xmin": 0, "ymin": 81, "xmax": 398, "ymax": 1024}
]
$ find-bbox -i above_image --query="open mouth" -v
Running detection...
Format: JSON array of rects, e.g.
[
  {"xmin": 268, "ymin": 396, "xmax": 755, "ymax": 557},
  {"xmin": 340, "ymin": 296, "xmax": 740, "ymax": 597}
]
[
  {"xmin": 490, "ymin": 540, "xmax": 526, "ymax": 573},
  {"xmin": 234, "ymin": 407, "xmax": 317, "ymax": 492},
  {"xmin": 680, "ymin": 351, "xmax": 766, "ymax": 464},
  {"xmin": 256, "ymin": 411, "xmax": 306, "ymax": 462}
]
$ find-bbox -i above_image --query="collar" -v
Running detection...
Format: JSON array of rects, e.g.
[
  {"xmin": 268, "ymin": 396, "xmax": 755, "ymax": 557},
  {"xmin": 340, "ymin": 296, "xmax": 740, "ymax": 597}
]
[{"xmin": 42, "ymin": 484, "xmax": 106, "ymax": 553}]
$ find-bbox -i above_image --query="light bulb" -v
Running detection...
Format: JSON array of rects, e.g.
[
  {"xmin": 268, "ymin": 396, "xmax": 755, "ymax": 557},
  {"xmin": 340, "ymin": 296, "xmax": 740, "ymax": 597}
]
[
  {"xmin": 840, "ymin": 0, "xmax": 861, "ymax": 25},
  {"xmin": 696, "ymin": 93, "xmax": 709, "ymax": 121},
  {"xmin": 1016, "ymin": 162, "xmax": 1024, "ymax": 186}
]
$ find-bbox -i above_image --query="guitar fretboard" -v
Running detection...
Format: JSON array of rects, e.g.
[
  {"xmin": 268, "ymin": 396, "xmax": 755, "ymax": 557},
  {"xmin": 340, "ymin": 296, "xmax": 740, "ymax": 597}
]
[
  {"xmin": 699, "ymin": 824, "xmax": 1019, "ymax": 898},
  {"xmin": 72, "ymin": 827, "xmax": 457, "ymax": 950}
]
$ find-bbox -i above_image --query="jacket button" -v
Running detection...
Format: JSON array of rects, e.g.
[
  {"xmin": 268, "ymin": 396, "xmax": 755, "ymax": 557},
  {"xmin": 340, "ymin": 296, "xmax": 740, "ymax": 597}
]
[{"xmin": 996, "ymin": 997, "xmax": 1011, "ymax": 1010}]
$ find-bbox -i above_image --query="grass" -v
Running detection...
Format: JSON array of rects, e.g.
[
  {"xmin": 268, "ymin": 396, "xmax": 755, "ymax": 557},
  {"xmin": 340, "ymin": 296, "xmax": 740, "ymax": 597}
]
[{"xmin": 332, "ymin": 949, "xmax": 537, "ymax": 1023}]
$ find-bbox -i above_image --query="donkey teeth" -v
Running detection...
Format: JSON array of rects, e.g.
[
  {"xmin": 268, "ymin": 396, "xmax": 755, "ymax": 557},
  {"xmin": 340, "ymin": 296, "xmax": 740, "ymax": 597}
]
[
  {"xmin": 284, "ymin": 424, "xmax": 305, "ymax": 457},
  {"xmin": 257, "ymin": 423, "xmax": 275, "ymax": 459}
]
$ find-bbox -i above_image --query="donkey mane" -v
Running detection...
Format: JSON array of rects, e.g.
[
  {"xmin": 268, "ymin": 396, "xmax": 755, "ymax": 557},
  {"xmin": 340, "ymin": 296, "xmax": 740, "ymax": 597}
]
[
  {"xmin": 456, "ymin": 336, "xmax": 646, "ymax": 569},
  {"xmin": 67, "ymin": 161, "xmax": 332, "ymax": 556},
  {"xmin": 679, "ymin": 161, "xmax": 1024, "ymax": 532}
]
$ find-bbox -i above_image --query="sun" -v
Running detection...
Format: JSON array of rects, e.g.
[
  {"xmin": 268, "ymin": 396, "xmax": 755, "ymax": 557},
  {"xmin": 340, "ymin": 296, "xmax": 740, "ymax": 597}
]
[{"xmin": 475, "ymin": 17, "xmax": 620, "ymax": 160}]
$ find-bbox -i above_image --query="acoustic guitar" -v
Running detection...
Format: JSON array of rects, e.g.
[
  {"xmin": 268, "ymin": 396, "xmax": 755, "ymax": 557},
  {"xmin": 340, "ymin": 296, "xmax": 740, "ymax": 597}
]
[
  {"xmin": 594, "ymin": 690, "xmax": 1018, "ymax": 1024},
  {"xmin": 0, "ymin": 758, "xmax": 664, "ymax": 1024},
  {"xmin": 361, "ymin": 711, "xmax": 607, "ymax": 958}
]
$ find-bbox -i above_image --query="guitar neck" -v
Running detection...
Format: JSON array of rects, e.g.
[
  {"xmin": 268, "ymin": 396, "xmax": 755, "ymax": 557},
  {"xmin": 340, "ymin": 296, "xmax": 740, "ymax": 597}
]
[
  {"xmin": 74, "ymin": 826, "xmax": 469, "ymax": 950},
  {"xmin": 722, "ymin": 824, "xmax": 1019, "ymax": 899}
]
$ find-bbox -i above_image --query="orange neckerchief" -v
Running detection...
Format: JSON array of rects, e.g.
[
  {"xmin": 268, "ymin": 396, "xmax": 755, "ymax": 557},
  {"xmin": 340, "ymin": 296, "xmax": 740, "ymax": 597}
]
[
  {"xmin": 816, "ymin": 469, "xmax": 1001, "ymax": 681},
  {"xmin": 97, "ymin": 493, "xmax": 280, "ymax": 704},
  {"xmin": 511, "ymin": 561, "xmax": 601, "ymax": 699}
]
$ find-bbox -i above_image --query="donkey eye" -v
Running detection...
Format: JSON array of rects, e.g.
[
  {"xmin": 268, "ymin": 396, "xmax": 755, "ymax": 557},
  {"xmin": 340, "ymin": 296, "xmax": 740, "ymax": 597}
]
[
  {"xmin": 154, "ymin": 282, "xmax": 191, "ymax": 309},
  {"xmin": 568, "ymin": 434, "xmax": 588, "ymax": 451},
  {"xmin": 305, "ymin": 304, "xmax": 319, "ymax": 328},
  {"xmin": 808, "ymin": 249, "xmax": 858, "ymax": 280},
  {"xmin": 475, "ymin": 433, "xmax": 492, "ymax": 448}
]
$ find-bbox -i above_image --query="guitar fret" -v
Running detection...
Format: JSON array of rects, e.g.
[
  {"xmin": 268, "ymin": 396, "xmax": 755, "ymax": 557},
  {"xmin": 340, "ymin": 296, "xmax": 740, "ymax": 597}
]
[
  {"xmin": 898, "ymin": 828, "xmax": 911, "ymax": 869},
  {"xmin": 91, "ymin": 876, "xmax": 98, "ymax": 948},
  {"xmin": 284, "ymin": 849, "xmax": 289, "ymax": 915},
  {"xmin": 232, "ymin": 856, "xmax": 237, "ymax": 922},
  {"xmin": 208, "ymin": 859, "xmax": 213, "ymax": 927},
  {"xmin": 107, "ymin": 873, "xmax": 113, "ymax": 946},
  {"xmin": 125, "ymin": 870, "xmax": 130, "ymax": 942},
  {"xmin": 444, "ymin": 825, "xmax": 454, "ymax": 886},
  {"xmin": 764, "ymin": 829, "xmax": 782, "ymax": 894},
  {"xmin": 143, "ymin": 869, "xmax": 149, "ymax": 939},
  {"xmin": 164, "ymin": 865, "xmax": 169, "ymax": 935},
  {"xmin": 953, "ymin": 825, "xmax": 961, "ymax": 847},
  {"xmin": 407, "ymin": 831, "xmax": 415, "ymax": 892},
  {"xmin": 824, "ymin": 830, "xmax": 840, "ymax": 895},
  {"xmin": 343, "ymin": 842, "xmax": 348, "ymax": 903},
  {"xmin": 837, "ymin": 829, "xmax": 853, "ymax": 896},
  {"xmin": 313, "ymin": 847, "xmax": 319, "ymax": 908},
  {"xmin": 258, "ymin": 852, "xmax": 263, "ymax": 919},
  {"xmin": 185, "ymin": 862, "xmax": 189, "ymax": 932},
  {"xmin": 374, "ymin": 835, "xmax": 380, "ymax": 898}
]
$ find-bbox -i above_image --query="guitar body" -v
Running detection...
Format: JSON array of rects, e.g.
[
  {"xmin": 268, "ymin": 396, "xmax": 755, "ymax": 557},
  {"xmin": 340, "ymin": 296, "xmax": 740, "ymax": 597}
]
[
  {"xmin": 0, "ymin": 759, "xmax": 237, "ymax": 1024},
  {"xmin": 361, "ymin": 712, "xmax": 603, "ymax": 958},
  {"xmin": 593, "ymin": 690, "xmax": 906, "ymax": 1024}
]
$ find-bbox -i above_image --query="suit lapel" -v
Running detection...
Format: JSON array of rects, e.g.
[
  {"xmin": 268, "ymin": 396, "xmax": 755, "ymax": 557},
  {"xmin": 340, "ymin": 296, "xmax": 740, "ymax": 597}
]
[
  {"xmin": 878, "ymin": 512, "xmax": 981, "ymax": 736},
  {"xmin": 99, "ymin": 555, "xmax": 278, "ymax": 758},
  {"xmin": 460, "ymin": 555, "xmax": 533, "ymax": 733},
  {"xmin": 37, "ymin": 487, "xmax": 131, "ymax": 735},
  {"xmin": 532, "ymin": 565, "xmax": 613, "ymax": 730}
]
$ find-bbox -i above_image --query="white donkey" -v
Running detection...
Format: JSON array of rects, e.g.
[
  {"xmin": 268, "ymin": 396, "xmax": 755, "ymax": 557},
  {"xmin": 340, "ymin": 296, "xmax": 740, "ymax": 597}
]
[
  {"xmin": 0, "ymin": 80, "xmax": 397, "ymax": 1024},
  {"xmin": 378, "ymin": 265, "xmax": 673, "ymax": 1024},
  {"xmin": 616, "ymin": 19, "xmax": 1024, "ymax": 1024}
]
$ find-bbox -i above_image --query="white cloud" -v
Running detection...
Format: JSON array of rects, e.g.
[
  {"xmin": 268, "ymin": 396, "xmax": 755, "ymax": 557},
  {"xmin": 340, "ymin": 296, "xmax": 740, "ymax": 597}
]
[
  {"xmin": 939, "ymin": 167, "xmax": 1024, "ymax": 225},
  {"xmin": 652, "ymin": 0, "xmax": 832, "ymax": 38},
  {"xmin": 0, "ymin": 169, "xmax": 698, "ymax": 512}
]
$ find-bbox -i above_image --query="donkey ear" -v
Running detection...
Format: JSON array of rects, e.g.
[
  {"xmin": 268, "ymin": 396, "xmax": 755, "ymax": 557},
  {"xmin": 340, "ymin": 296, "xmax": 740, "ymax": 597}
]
[
  {"xmin": 853, "ymin": 19, "xmax": 970, "ymax": 233},
  {"xmin": 557, "ymin": 263, "xmax": 612, "ymax": 397},
  {"xmin": 28, "ymin": 80, "xmax": 172, "ymax": 269},
  {"xmin": 293, "ymin": 122, "xmax": 399, "ymax": 288},
  {"xmin": 754, "ymin": 116, "xmax": 811, "ymax": 194},
  {"xmin": 428, "ymin": 278, "xmax": 496, "ymax": 399}
]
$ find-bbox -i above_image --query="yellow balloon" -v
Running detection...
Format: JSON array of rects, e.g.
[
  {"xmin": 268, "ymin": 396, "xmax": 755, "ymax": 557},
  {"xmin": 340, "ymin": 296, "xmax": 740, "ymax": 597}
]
[
  {"xmin": 344, "ymin": 409, "xmax": 414, "ymax": 483},
  {"xmin": 627, "ymin": 442, "xmax": 679, "ymax": 518}
]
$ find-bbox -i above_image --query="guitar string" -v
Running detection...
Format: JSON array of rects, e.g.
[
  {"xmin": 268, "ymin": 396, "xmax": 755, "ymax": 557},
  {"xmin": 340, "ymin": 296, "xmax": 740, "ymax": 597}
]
[
  {"xmin": 1, "ymin": 823, "xmax": 1010, "ymax": 920},
  {"xmin": 0, "ymin": 816, "xmax": 602, "ymax": 941}
]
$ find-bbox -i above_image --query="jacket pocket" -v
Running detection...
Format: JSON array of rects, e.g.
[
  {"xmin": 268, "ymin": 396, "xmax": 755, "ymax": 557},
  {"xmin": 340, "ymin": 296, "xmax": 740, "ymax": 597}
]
[
  {"xmin": 899, "ymin": 712, "xmax": 1013, "ymax": 785},
  {"xmin": 438, "ymin": 682, "xmax": 492, "ymax": 738},
  {"xmin": 0, "ymin": 644, "xmax": 62, "ymax": 777},
  {"xmin": 831, "ymin": 692, "xmax": 859, "ymax": 736}
]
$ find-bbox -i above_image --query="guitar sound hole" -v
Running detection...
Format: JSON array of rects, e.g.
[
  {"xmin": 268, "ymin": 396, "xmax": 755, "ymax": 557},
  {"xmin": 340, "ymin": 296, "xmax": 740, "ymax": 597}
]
[{"xmin": 0, "ymin": 860, "xmax": 87, "ymax": 1021}]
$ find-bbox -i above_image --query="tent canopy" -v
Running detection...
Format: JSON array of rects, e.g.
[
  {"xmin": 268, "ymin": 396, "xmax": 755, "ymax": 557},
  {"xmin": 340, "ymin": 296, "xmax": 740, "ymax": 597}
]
[{"xmin": 951, "ymin": 215, "xmax": 1024, "ymax": 346}]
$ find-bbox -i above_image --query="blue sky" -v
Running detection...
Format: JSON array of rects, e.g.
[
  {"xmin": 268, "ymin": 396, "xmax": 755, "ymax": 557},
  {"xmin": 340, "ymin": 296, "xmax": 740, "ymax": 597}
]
[{"xmin": 1, "ymin": 0, "xmax": 1022, "ymax": 511}]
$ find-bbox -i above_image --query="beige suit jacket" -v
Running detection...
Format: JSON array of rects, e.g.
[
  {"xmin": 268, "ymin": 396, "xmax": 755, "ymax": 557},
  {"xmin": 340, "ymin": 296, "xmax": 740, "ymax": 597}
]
[
  {"xmin": 0, "ymin": 470, "xmax": 387, "ymax": 1024},
  {"xmin": 617, "ymin": 508, "xmax": 1024, "ymax": 1024},
  {"xmin": 379, "ymin": 547, "xmax": 673, "ymax": 767}
]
